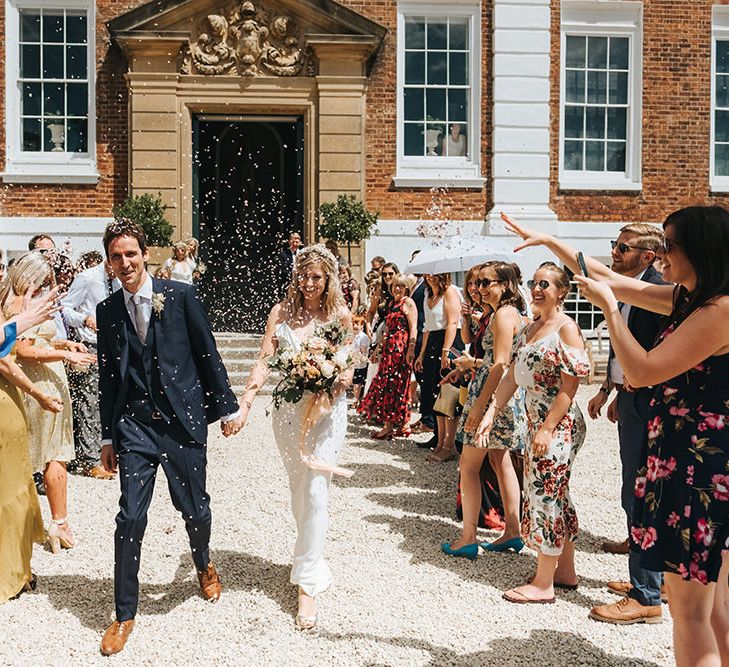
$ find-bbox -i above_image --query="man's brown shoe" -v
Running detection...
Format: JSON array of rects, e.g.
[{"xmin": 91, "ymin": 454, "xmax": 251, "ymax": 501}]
[
  {"xmin": 100, "ymin": 619, "xmax": 135, "ymax": 655},
  {"xmin": 86, "ymin": 464, "xmax": 115, "ymax": 480},
  {"xmin": 197, "ymin": 563, "xmax": 222, "ymax": 602},
  {"xmin": 589, "ymin": 597, "xmax": 663, "ymax": 625},
  {"xmin": 607, "ymin": 580, "xmax": 668, "ymax": 602},
  {"xmin": 601, "ymin": 539, "xmax": 630, "ymax": 554}
]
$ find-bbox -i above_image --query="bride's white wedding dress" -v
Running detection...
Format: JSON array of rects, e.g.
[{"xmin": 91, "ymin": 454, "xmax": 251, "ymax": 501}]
[{"xmin": 271, "ymin": 322, "xmax": 347, "ymax": 597}]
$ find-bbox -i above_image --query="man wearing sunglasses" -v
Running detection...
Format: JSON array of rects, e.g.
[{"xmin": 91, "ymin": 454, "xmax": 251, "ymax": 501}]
[{"xmin": 585, "ymin": 223, "xmax": 668, "ymax": 625}]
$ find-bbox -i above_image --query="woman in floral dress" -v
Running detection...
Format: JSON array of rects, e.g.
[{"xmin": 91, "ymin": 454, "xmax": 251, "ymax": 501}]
[
  {"xmin": 503, "ymin": 207, "xmax": 729, "ymax": 665},
  {"xmin": 359, "ymin": 274, "xmax": 418, "ymax": 439},
  {"xmin": 442, "ymin": 262, "xmax": 527, "ymax": 559},
  {"xmin": 480, "ymin": 262, "xmax": 589, "ymax": 602}
]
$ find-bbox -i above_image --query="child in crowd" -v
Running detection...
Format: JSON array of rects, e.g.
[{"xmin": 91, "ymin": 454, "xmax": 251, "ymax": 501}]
[{"xmin": 351, "ymin": 315, "xmax": 370, "ymax": 405}]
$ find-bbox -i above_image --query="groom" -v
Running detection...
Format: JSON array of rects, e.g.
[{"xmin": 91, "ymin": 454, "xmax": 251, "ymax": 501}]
[{"xmin": 97, "ymin": 219, "xmax": 243, "ymax": 656}]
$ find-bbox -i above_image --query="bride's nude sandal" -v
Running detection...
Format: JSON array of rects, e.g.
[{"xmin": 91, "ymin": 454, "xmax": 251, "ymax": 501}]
[{"xmin": 295, "ymin": 589, "xmax": 318, "ymax": 633}]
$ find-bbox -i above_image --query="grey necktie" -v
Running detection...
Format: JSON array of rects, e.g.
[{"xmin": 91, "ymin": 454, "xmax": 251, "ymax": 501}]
[{"xmin": 132, "ymin": 294, "xmax": 147, "ymax": 343}]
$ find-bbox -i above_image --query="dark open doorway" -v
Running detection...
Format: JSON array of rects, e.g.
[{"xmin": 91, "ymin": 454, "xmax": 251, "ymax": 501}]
[{"xmin": 192, "ymin": 116, "xmax": 304, "ymax": 332}]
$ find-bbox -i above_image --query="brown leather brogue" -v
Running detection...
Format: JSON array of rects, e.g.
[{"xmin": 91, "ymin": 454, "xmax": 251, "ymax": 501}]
[
  {"xmin": 197, "ymin": 563, "xmax": 222, "ymax": 602},
  {"xmin": 100, "ymin": 619, "xmax": 135, "ymax": 656},
  {"xmin": 589, "ymin": 597, "xmax": 663, "ymax": 625}
]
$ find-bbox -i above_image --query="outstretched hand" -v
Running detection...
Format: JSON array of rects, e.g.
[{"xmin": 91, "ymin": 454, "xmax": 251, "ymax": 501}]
[
  {"xmin": 16, "ymin": 287, "xmax": 60, "ymax": 334},
  {"xmin": 500, "ymin": 211, "xmax": 552, "ymax": 252}
]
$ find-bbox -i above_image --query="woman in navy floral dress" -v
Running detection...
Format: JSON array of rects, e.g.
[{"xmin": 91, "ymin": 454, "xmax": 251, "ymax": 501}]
[
  {"xmin": 359, "ymin": 275, "xmax": 418, "ymax": 438},
  {"xmin": 504, "ymin": 207, "xmax": 729, "ymax": 666}
]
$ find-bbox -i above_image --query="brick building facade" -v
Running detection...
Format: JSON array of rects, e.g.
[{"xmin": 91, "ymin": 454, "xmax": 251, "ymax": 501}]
[{"xmin": 0, "ymin": 0, "xmax": 727, "ymax": 327}]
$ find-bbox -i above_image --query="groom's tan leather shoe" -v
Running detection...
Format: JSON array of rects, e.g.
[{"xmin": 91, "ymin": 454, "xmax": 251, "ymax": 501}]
[
  {"xmin": 100, "ymin": 619, "xmax": 135, "ymax": 655},
  {"xmin": 198, "ymin": 563, "xmax": 222, "ymax": 602}
]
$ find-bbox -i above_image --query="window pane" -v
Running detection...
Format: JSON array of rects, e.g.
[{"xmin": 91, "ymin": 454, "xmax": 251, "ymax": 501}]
[
  {"xmin": 564, "ymin": 105, "xmax": 584, "ymax": 138},
  {"xmin": 20, "ymin": 11, "xmax": 41, "ymax": 42},
  {"xmin": 715, "ymin": 143, "xmax": 729, "ymax": 176},
  {"xmin": 717, "ymin": 75, "xmax": 729, "ymax": 108},
  {"xmin": 564, "ymin": 140, "xmax": 583, "ymax": 170},
  {"xmin": 425, "ymin": 123, "xmax": 444, "ymax": 155},
  {"xmin": 585, "ymin": 106, "xmax": 605, "ymax": 139},
  {"xmin": 67, "ymin": 83, "xmax": 88, "ymax": 117},
  {"xmin": 22, "ymin": 82, "xmax": 41, "ymax": 116},
  {"xmin": 609, "ymin": 37, "xmax": 629, "ymax": 70},
  {"xmin": 405, "ymin": 18, "xmax": 425, "ymax": 49},
  {"xmin": 587, "ymin": 70, "xmax": 607, "ymax": 104},
  {"xmin": 718, "ymin": 41, "xmax": 729, "ymax": 75},
  {"xmin": 449, "ymin": 52, "xmax": 467, "ymax": 85},
  {"xmin": 427, "ymin": 51, "xmax": 447, "ymax": 84},
  {"xmin": 608, "ymin": 71, "xmax": 628, "ymax": 104},
  {"xmin": 426, "ymin": 88, "xmax": 446, "ymax": 122},
  {"xmin": 449, "ymin": 19, "xmax": 468, "ymax": 50},
  {"xmin": 427, "ymin": 20, "xmax": 447, "ymax": 50},
  {"xmin": 404, "ymin": 123, "xmax": 424, "ymax": 155},
  {"xmin": 405, "ymin": 51, "xmax": 425, "ymax": 84},
  {"xmin": 448, "ymin": 88, "xmax": 467, "ymax": 121},
  {"xmin": 67, "ymin": 118, "xmax": 88, "ymax": 152},
  {"xmin": 44, "ymin": 82, "xmax": 65, "ymax": 116},
  {"xmin": 607, "ymin": 107, "xmax": 627, "ymax": 140},
  {"xmin": 66, "ymin": 13, "xmax": 88, "ymax": 44},
  {"xmin": 23, "ymin": 117, "xmax": 42, "ymax": 151},
  {"xmin": 44, "ymin": 119, "xmax": 65, "ymax": 151},
  {"xmin": 587, "ymin": 36, "xmax": 608, "ymax": 69},
  {"xmin": 716, "ymin": 110, "xmax": 729, "ymax": 143},
  {"xmin": 443, "ymin": 123, "xmax": 467, "ymax": 156},
  {"xmin": 43, "ymin": 13, "xmax": 64, "ymax": 43},
  {"xmin": 404, "ymin": 87, "xmax": 424, "ymax": 121},
  {"xmin": 585, "ymin": 140, "xmax": 604, "ymax": 170},
  {"xmin": 565, "ymin": 35, "xmax": 586, "ymax": 68},
  {"xmin": 43, "ymin": 45, "xmax": 64, "ymax": 79},
  {"xmin": 67, "ymin": 46, "xmax": 87, "ymax": 80},
  {"xmin": 21, "ymin": 44, "xmax": 40, "ymax": 78},
  {"xmin": 606, "ymin": 141, "xmax": 626, "ymax": 171},
  {"xmin": 565, "ymin": 70, "xmax": 585, "ymax": 103}
]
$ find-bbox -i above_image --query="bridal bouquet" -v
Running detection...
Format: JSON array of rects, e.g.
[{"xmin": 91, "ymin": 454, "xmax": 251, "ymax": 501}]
[{"xmin": 268, "ymin": 320, "xmax": 353, "ymax": 410}]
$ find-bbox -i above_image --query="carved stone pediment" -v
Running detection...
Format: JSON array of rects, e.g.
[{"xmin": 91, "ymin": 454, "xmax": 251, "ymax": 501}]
[{"xmin": 181, "ymin": 1, "xmax": 313, "ymax": 76}]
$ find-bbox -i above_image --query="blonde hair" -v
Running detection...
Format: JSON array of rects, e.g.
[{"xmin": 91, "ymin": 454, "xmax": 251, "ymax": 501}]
[
  {"xmin": 391, "ymin": 273, "xmax": 417, "ymax": 295},
  {"xmin": 619, "ymin": 222, "xmax": 663, "ymax": 252},
  {"xmin": 0, "ymin": 251, "xmax": 53, "ymax": 318},
  {"xmin": 285, "ymin": 244, "xmax": 345, "ymax": 319},
  {"xmin": 172, "ymin": 241, "xmax": 188, "ymax": 257}
]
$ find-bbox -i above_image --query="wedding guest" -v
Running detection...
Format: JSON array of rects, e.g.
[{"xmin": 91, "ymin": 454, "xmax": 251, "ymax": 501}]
[
  {"xmin": 3, "ymin": 253, "xmax": 95, "ymax": 553},
  {"xmin": 359, "ymin": 274, "xmax": 418, "ymax": 438},
  {"xmin": 506, "ymin": 207, "xmax": 729, "ymax": 665},
  {"xmin": 185, "ymin": 237, "xmax": 200, "ymax": 267},
  {"xmin": 371, "ymin": 255, "xmax": 385, "ymax": 273},
  {"xmin": 443, "ymin": 262, "xmax": 527, "ymax": 559},
  {"xmin": 28, "ymin": 234, "xmax": 55, "ymax": 253},
  {"xmin": 237, "ymin": 244, "xmax": 352, "ymax": 631},
  {"xmin": 339, "ymin": 262, "xmax": 360, "ymax": 312},
  {"xmin": 76, "ymin": 251, "xmax": 103, "ymax": 273},
  {"xmin": 351, "ymin": 315, "xmax": 370, "ymax": 405},
  {"xmin": 279, "ymin": 232, "xmax": 302, "ymax": 297},
  {"xmin": 480, "ymin": 262, "xmax": 590, "ymax": 602},
  {"xmin": 163, "ymin": 242, "xmax": 193, "ymax": 284},
  {"xmin": 324, "ymin": 240, "xmax": 346, "ymax": 266},
  {"xmin": 0, "ymin": 290, "xmax": 64, "ymax": 603},
  {"xmin": 414, "ymin": 273, "xmax": 463, "ymax": 457},
  {"xmin": 61, "ymin": 255, "xmax": 121, "ymax": 479},
  {"xmin": 154, "ymin": 265, "xmax": 171, "ymax": 280},
  {"xmin": 365, "ymin": 262, "xmax": 399, "ymax": 333}
]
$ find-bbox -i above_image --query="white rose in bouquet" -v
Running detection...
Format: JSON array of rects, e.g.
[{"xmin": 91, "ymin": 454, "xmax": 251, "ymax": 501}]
[
  {"xmin": 333, "ymin": 348, "xmax": 350, "ymax": 369},
  {"xmin": 320, "ymin": 360, "xmax": 336, "ymax": 378},
  {"xmin": 307, "ymin": 336, "xmax": 328, "ymax": 353}
]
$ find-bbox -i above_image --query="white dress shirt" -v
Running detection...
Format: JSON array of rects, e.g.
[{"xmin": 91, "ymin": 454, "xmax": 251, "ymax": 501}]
[
  {"xmin": 609, "ymin": 268, "xmax": 647, "ymax": 386},
  {"xmin": 62, "ymin": 263, "xmax": 120, "ymax": 344}
]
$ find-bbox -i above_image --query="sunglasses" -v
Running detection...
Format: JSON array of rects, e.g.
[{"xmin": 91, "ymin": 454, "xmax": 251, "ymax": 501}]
[
  {"xmin": 658, "ymin": 239, "xmax": 681, "ymax": 255},
  {"xmin": 610, "ymin": 240, "xmax": 654, "ymax": 254},
  {"xmin": 527, "ymin": 279, "xmax": 552, "ymax": 290},
  {"xmin": 382, "ymin": 271, "xmax": 396, "ymax": 277},
  {"xmin": 476, "ymin": 278, "xmax": 502, "ymax": 288}
]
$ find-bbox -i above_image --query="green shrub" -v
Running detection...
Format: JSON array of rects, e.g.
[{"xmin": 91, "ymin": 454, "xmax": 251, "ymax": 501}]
[
  {"xmin": 318, "ymin": 195, "xmax": 379, "ymax": 247},
  {"xmin": 112, "ymin": 193, "xmax": 174, "ymax": 247}
]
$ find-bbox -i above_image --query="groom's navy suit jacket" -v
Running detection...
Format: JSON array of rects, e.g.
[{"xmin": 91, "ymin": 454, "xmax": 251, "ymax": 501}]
[{"xmin": 97, "ymin": 276, "xmax": 238, "ymax": 448}]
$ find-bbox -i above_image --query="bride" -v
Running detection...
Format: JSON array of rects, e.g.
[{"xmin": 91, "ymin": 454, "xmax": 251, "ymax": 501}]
[{"xmin": 236, "ymin": 244, "xmax": 352, "ymax": 631}]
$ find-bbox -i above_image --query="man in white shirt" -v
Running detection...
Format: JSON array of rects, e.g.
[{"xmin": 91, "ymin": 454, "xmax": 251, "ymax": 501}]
[{"xmin": 62, "ymin": 260, "xmax": 120, "ymax": 479}]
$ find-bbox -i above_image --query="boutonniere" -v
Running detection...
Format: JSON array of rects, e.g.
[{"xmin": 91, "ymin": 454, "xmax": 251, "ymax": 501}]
[{"xmin": 152, "ymin": 292, "xmax": 166, "ymax": 316}]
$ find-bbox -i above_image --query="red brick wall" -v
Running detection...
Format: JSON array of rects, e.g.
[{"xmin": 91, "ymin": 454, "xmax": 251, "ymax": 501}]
[
  {"xmin": 550, "ymin": 0, "xmax": 729, "ymax": 222},
  {"xmin": 0, "ymin": 1, "xmax": 142, "ymax": 217},
  {"xmin": 0, "ymin": 0, "xmax": 492, "ymax": 222}
]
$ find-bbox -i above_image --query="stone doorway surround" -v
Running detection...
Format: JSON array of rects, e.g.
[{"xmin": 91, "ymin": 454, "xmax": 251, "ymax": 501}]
[{"xmin": 107, "ymin": 0, "xmax": 386, "ymax": 269}]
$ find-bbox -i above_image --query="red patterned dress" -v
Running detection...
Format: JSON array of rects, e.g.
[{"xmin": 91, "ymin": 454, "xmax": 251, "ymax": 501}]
[{"xmin": 358, "ymin": 301, "xmax": 412, "ymax": 428}]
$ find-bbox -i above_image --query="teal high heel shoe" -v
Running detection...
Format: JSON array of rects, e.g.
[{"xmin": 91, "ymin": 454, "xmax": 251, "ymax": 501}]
[
  {"xmin": 480, "ymin": 537, "xmax": 525, "ymax": 553},
  {"xmin": 440, "ymin": 542, "xmax": 479, "ymax": 560}
]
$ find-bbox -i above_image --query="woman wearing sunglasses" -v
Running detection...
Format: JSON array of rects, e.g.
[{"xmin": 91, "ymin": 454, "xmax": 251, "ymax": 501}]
[
  {"xmin": 502, "ymin": 207, "xmax": 729, "ymax": 666},
  {"xmin": 477, "ymin": 261, "xmax": 590, "ymax": 602}
]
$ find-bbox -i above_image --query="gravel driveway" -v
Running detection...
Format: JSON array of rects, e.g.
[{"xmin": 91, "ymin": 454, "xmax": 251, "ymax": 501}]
[{"xmin": 0, "ymin": 386, "xmax": 674, "ymax": 666}]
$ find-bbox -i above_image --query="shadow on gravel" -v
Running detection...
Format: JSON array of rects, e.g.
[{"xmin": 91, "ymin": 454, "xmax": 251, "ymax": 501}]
[
  {"xmin": 364, "ymin": 513, "xmax": 612, "ymax": 609},
  {"xmin": 40, "ymin": 550, "xmax": 294, "ymax": 631},
  {"xmin": 317, "ymin": 628, "xmax": 662, "ymax": 667}
]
